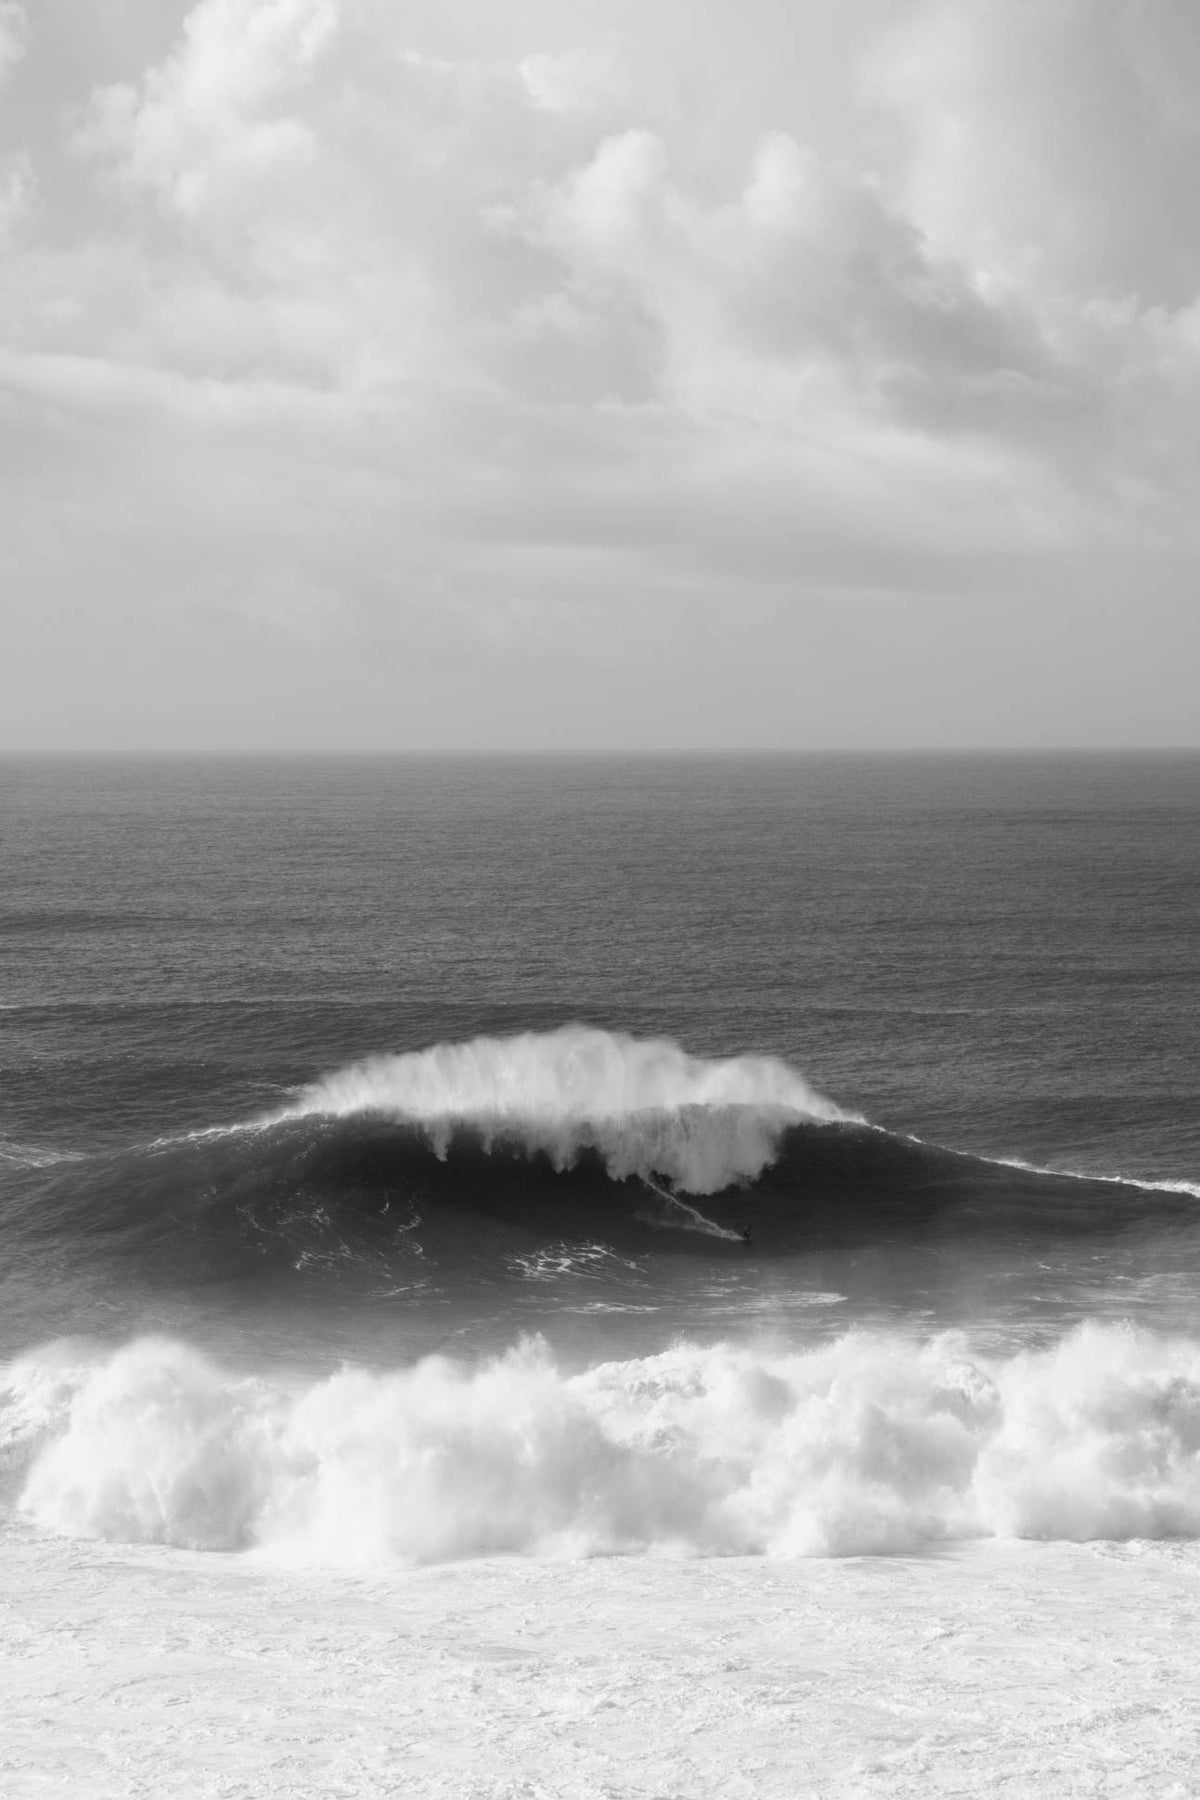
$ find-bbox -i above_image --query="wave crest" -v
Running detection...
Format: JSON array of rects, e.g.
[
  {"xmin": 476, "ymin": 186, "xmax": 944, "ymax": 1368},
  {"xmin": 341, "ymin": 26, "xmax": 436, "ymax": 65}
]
[{"xmin": 270, "ymin": 1026, "xmax": 852, "ymax": 1194}]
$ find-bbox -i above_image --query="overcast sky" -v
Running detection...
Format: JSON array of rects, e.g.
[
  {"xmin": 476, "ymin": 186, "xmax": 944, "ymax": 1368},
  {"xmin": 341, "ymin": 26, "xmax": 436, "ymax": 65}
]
[{"xmin": 2, "ymin": 0, "xmax": 1198, "ymax": 750}]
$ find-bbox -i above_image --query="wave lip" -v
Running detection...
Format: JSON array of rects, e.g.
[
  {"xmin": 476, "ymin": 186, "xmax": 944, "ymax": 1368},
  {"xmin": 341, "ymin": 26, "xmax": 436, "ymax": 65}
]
[
  {"xmin": 10, "ymin": 1323, "xmax": 1200, "ymax": 1564},
  {"xmin": 990, "ymin": 1152, "xmax": 1200, "ymax": 1204},
  {"xmin": 266, "ymin": 1026, "xmax": 853, "ymax": 1195}
]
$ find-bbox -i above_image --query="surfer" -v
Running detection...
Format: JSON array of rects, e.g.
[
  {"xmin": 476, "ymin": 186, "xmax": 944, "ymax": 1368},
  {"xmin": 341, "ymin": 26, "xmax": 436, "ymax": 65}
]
[
  {"xmin": 639, "ymin": 1174, "xmax": 747, "ymax": 1243},
  {"xmin": 741, "ymin": 1225, "xmax": 753, "ymax": 1249}
]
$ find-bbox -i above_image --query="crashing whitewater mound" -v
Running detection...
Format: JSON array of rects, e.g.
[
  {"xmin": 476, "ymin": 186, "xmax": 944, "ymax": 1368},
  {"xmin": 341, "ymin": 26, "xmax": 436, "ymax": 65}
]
[{"xmin": 8, "ymin": 1322, "xmax": 1200, "ymax": 1561}]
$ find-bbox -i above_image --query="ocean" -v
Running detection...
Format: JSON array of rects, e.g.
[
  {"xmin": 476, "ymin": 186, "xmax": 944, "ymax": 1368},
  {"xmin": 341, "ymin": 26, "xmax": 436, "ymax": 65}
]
[{"xmin": 3, "ymin": 751, "xmax": 1199, "ymax": 1796}]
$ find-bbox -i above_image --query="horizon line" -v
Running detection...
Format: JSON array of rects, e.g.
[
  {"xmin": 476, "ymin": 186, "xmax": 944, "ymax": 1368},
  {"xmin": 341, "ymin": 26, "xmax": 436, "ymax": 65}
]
[{"xmin": 1, "ymin": 745, "xmax": 1198, "ymax": 760}]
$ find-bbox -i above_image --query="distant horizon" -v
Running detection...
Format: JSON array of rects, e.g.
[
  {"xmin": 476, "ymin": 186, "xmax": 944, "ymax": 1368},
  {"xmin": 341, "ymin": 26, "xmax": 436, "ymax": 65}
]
[{"xmin": 3, "ymin": 744, "xmax": 1198, "ymax": 761}]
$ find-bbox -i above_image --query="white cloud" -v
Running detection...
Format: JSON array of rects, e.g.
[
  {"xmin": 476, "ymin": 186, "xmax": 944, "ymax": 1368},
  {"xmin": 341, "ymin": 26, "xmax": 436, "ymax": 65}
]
[
  {"xmin": 518, "ymin": 47, "xmax": 630, "ymax": 119},
  {"xmin": 27, "ymin": 0, "xmax": 1200, "ymax": 527},
  {"xmin": 529, "ymin": 122, "xmax": 1094, "ymax": 492},
  {"xmin": 870, "ymin": 0, "xmax": 1200, "ymax": 309},
  {"xmin": 0, "ymin": 149, "xmax": 35, "ymax": 237},
  {"xmin": 80, "ymin": 0, "xmax": 338, "ymax": 217},
  {"xmin": 0, "ymin": 0, "xmax": 27, "ymax": 88},
  {"xmin": 75, "ymin": 0, "xmax": 338, "ymax": 246},
  {"xmin": 2, "ymin": 0, "xmax": 1200, "ymax": 746}
]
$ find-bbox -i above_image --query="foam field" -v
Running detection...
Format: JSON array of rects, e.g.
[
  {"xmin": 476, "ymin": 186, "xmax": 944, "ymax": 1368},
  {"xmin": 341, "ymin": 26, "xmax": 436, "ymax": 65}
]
[{"xmin": 3, "ymin": 1528, "xmax": 1198, "ymax": 1798}]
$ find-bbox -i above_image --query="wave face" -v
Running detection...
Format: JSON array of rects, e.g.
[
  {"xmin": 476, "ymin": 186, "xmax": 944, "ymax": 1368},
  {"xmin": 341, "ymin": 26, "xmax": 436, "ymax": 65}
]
[
  {"xmin": 7, "ymin": 1027, "xmax": 1195, "ymax": 1305},
  {"xmin": 8, "ymin": 1323, "xmax": 1200, "ymax": 1562}
]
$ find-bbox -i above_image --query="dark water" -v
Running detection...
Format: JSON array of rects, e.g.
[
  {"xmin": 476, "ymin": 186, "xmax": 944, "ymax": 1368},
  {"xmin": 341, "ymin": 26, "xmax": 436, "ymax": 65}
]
[{"xmin": 2, "ymin": 752, "xmax": 1198, "ymax": 1370}]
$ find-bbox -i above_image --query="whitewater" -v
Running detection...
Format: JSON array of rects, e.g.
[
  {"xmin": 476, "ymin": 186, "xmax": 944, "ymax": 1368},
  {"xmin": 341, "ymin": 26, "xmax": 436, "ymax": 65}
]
[
  {"xmin": 6, "ymin": 1317, "xmax": 1200, "ymax": 1798},
  {"xmin": 2, "ymin": 750, "xmax": 1198, "ymax": 1796},
  {"xmin": 11, "ymin": 1321, "xmax": 1200, "ymax": 1559}
]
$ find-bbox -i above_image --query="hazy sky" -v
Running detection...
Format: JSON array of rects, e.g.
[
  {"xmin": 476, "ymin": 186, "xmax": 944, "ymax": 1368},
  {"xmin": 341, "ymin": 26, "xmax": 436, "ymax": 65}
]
[{"xmin": 2, "ymin": 0, "xmax": 1199, "ymax": 749}]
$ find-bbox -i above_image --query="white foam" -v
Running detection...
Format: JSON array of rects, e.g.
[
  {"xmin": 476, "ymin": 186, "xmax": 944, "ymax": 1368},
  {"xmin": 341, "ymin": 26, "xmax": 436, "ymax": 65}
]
[
  {"xmin": 263, "ymin": 1025, "xmax": 853, "ymax": 1194},
  {"xmin": 506, "ymin": 1243, "xmax": 643, "ymax": 1281},
  {"xmin": 0, "ymin": 1139, "xmax": 84, "ymax": 1169},
  {"xmin": 989, "ymin": 1151, "xmax": 1200, "ymax": 1202},
  {"xmin": 9, "ymin": 1322, "xmax": 1200, "ymax": 1564}
]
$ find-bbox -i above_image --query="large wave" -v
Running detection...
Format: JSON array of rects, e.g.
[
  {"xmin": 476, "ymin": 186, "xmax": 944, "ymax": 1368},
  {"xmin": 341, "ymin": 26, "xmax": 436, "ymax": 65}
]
[
  {"xmin": 266, "ymin": 1024, "xmax": 853, "ymax": 1195},
  {"xmin": 7, "ymin": 1027, "xmax": 1195, "ymax": 1299},
  {"xmin": 8, "ymin": 1323, "xmax": 1200, "ymax": 1562}
]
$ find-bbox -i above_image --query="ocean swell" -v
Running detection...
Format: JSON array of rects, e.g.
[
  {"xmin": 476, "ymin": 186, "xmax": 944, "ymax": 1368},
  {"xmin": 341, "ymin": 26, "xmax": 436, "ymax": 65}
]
[{"xmin": 5, "ymin": 1026, "xmax": 1194, "ymax": 1304}]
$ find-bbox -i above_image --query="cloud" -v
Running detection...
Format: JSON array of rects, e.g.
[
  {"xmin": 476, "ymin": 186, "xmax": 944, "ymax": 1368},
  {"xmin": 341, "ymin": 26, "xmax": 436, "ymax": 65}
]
[
  {"xmin": 858, "ymin": 0, "xmax": 1200, "ymax": 545},
  {"xmin": 0, "ymin": 149, "xmax": 35, "ymax": 237},
  {"xmin": 0, "ymin": 1, "xmax": 27, "ymax": 88},
  {"xmin": 1, "ymin": 0, "xmax": 1199, "ymax": 746},
  {"xmin": 59, "ymin": 0, "xmax": 1200, "ymax": 493},
  {"xmin": 535, "ymin": 126, "xmax": 1062, "ymax": 433},
  {"xmin": 79, "ymin": 0, "xmax": 338, "ymax": 218},
  {"xmin": 870, "ymin": 0, "xmax": 1200, "ymax": 309},
  {"xmin": 519, "ymin": 46, "xmax": 631, "ymax": 118}
]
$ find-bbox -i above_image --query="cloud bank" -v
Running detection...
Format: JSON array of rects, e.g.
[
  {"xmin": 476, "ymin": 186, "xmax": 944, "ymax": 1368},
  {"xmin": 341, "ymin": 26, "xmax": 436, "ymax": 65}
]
[{"xmin": 1, "ymin": 0, "xmax": 1198, "ymax": 747}]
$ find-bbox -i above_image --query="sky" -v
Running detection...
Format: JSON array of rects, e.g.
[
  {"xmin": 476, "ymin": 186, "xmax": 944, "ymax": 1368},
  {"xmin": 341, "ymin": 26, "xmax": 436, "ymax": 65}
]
[{"xmin": 1, "ymin": 0, "xmax": 1199, "ymax": 750}]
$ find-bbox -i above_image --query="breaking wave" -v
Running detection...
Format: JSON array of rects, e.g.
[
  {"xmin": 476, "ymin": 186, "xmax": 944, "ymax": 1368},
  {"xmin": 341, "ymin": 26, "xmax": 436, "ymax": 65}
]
[
  {"xmin": 6, "ymin": 1026, "xmax": 1195, "ymax": 1299},
  {"xmin": 8, "ymin": 1323, "xmax": 1200, "ymax": 1562},
  {"xmin": 265, "ymin": 1024, "xmax": 853, "ymax": 1194}
]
